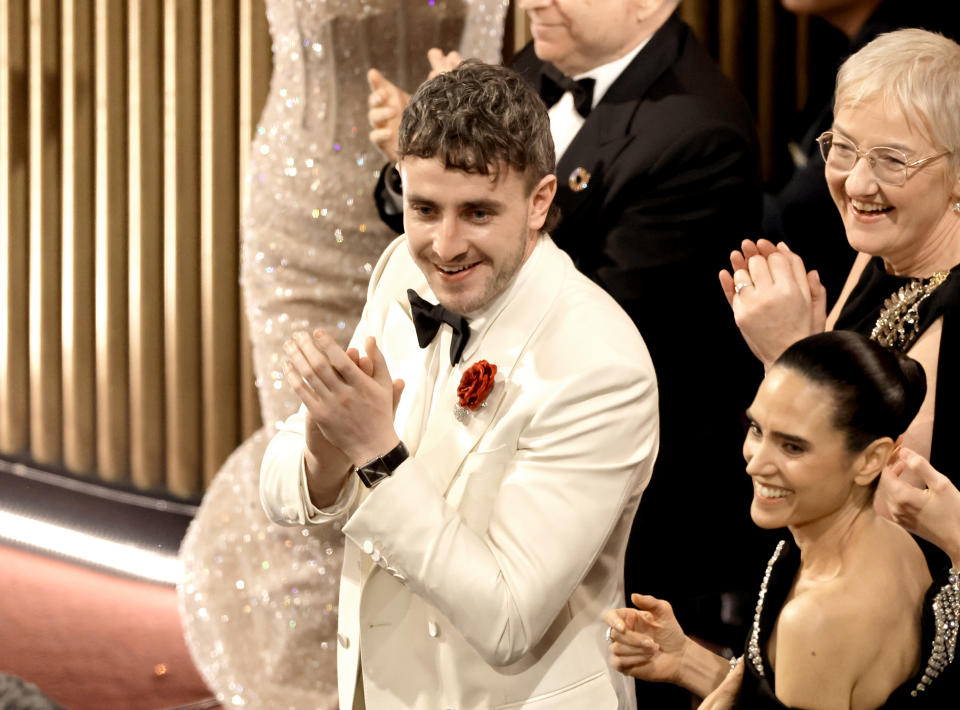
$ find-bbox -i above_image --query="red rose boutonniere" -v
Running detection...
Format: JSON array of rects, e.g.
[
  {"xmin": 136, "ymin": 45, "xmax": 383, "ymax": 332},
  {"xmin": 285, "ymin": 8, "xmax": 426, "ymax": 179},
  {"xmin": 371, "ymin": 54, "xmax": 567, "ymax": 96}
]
[{"xmin": 455, "ymin": 360, "xmax": 497, "ymax": 421}]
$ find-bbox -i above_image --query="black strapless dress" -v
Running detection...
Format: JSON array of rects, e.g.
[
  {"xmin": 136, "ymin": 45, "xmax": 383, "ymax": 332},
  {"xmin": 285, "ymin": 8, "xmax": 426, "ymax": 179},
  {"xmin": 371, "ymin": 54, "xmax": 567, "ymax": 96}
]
[{"xmin": 734, "ymin": 540, "xmax": 960, "ymax": 709}]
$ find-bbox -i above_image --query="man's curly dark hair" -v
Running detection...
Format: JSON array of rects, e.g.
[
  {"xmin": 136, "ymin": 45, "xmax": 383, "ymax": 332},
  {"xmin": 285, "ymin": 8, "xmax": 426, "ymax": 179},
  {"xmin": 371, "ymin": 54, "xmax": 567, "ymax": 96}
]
[{"xmin": 398, "ymin": 60, "xmax": 560, "ymax": 233}]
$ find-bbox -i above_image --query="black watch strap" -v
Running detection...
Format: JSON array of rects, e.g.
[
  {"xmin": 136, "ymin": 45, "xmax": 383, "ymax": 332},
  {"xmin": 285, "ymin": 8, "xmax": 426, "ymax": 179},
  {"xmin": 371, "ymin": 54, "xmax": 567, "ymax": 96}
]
[{"xmin": 355, "ymin": 441, "xmax": 409, "ymax": 488}]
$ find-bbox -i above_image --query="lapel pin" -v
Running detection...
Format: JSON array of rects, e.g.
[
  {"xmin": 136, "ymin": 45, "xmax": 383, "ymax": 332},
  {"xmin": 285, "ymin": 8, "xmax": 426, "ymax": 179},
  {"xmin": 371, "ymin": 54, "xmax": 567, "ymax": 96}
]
[{"xmin": 568, "ymin": 166, "xmax": 591, "ymax": 192}]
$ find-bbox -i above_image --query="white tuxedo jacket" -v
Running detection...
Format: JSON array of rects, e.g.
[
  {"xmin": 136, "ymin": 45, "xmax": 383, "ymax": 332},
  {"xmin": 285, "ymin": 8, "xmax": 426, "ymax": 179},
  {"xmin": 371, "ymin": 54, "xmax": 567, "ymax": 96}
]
[{"xmin": 261, "ymin": 235, "xmax": 659, "ymax": 709}]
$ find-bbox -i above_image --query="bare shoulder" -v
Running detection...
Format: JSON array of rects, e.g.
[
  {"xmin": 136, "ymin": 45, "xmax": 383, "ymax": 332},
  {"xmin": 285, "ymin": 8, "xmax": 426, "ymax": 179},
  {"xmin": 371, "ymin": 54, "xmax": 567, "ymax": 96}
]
[
  {"xmin": 774, "ymin": 527, "xmax": 928, "ymax": 709},
  {"xmin": 772, "ymin": 587, "xmax": 862, "ymax": 709}
]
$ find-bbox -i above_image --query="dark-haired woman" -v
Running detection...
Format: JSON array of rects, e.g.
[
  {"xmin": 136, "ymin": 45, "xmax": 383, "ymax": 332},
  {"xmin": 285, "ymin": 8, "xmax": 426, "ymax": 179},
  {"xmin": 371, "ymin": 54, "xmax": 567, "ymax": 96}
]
[{"xmin": 606, "ymin": 332, "xmax": 959, "ymax": 708}]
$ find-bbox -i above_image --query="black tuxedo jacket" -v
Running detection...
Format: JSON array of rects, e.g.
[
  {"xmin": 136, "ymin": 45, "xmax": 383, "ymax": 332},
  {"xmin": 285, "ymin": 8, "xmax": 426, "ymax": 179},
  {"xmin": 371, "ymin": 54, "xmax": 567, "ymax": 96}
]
[
  {"xmin": 375, "ymin": 15, "xmax": 768, "ymax": 636},
  {"xmin": 516, "ymin": 16, "xmax": 768, "ymax": 626}
]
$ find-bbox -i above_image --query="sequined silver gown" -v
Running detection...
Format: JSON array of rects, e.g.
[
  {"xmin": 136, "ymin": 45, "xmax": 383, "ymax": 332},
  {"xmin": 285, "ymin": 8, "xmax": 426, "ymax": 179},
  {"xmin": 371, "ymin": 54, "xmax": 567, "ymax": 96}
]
[{"xmin": 178, "ymin": 2, "xmax": 507, "ymax": 707}]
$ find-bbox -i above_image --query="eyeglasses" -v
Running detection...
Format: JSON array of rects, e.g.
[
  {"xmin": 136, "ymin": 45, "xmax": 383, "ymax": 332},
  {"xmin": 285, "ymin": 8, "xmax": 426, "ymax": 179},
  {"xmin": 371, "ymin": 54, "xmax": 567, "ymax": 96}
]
[{"xmin": 816, "ymin": 131, "xmax": 950, "ymax": 186}]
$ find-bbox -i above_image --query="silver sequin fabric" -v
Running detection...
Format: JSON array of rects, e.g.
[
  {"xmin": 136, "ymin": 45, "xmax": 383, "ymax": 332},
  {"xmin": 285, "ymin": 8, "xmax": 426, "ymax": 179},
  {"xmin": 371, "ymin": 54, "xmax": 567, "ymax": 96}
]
[{"xmin": 178, "ymin": 2, "xmax": 507, "ymax": 707}]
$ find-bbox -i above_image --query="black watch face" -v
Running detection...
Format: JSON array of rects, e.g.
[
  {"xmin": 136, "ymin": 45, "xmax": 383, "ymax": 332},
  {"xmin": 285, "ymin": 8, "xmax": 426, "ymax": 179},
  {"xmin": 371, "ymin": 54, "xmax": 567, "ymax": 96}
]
[
  {"xmin": 356, "ymin": 442, "xmax": 408, "ymax": 488},
  {"xmin": 357, "ymin": 465, "xmax": 391, "ymax": 489}
]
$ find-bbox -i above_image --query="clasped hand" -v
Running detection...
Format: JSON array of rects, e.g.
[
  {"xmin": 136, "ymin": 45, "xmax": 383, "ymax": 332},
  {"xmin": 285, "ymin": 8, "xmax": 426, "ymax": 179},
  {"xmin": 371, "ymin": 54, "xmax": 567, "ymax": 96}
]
[
  {"xmin": 282, "ymin": 330, "xmax": 404, "ymax": 468},
  {"xmin": 718, "ymin": 239, "xmax": 827, "ymax": 369}
]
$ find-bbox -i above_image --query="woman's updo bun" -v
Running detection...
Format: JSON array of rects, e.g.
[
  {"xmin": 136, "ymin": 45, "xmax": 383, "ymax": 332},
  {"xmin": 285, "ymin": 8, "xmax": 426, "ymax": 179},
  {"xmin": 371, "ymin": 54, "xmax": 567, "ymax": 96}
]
[{"xmin": 775, "ymin": 331, "xmax": 926, "ymax": 452}]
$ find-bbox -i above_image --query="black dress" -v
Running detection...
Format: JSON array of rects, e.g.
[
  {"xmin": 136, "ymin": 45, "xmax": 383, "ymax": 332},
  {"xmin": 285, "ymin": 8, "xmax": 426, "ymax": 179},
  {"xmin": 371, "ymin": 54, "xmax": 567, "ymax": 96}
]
[
  {"xmin": 833, "ymin": 258, "xmax": 960, "ymax": 571},
  {"xmin": 833, "ymin": 257, "xmax": 960, "ymax": 480},
  {"xmin": 735, "ymin": 540, "xmax": 960, "ymax": 709}
]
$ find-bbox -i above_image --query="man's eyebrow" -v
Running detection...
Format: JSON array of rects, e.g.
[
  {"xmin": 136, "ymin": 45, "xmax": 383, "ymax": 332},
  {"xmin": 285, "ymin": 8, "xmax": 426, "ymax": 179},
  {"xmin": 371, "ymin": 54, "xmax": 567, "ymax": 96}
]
[
  {"xmin": 404, "ymin": 193, "xmax": 437, "ymax": 204},
  {"xmin": 462, "ymin": 199, "xmax": 503, "ymax": 211}
]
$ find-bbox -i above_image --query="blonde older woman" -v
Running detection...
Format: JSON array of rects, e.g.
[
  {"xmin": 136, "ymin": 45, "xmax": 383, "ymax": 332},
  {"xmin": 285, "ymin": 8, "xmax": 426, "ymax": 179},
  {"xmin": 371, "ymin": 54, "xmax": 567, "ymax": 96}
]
[{"xmin": 720, "ymin": 29, "xmax": 960, "ymax": 527}]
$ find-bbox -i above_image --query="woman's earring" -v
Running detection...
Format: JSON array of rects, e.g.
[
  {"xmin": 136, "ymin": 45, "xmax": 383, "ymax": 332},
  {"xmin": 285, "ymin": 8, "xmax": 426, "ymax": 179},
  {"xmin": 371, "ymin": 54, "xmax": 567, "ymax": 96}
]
[{"xmin": 954, "ymin": 201, "xmax": 960, "ymax": 213}]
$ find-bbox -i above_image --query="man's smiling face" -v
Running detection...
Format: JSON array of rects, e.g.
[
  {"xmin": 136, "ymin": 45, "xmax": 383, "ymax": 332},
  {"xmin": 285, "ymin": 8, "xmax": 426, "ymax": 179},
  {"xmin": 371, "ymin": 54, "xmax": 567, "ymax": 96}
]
[{"xmin": 400, "ymin": 156, "xmax": 555, "ymax": 314}]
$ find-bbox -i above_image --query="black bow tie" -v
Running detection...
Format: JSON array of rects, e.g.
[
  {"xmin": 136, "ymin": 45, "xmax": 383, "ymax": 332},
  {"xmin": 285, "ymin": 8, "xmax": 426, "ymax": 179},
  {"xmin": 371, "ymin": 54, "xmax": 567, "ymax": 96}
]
[
  {"xmin": 539, "ymin": 68, "xmax": 595, "ymax": 118},
  {"xmin": 407, "ymin": 290, "xmax": 471, "ymax": 366}
]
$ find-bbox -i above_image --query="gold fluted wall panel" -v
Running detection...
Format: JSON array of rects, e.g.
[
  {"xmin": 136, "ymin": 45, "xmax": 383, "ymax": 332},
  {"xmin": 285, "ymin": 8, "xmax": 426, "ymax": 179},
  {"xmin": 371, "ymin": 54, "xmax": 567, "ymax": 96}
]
[
  {"xmin": 0, "ymin": 0, "xmax": 267, "ymax": 499},
  {"xmin": 128, "ymin": 0, "xmax": 166, "ymax": 490},
  {"xmin": 28, "ymin": 0, "xmax": 62, "ymax": 466},
  {"xmin": 1, "ymin": 1, "xmax": 809, "ymax": 498},
  {"xmin": 1, "ymin": 1, "xmax": 30, "ymax": 456},
  {"xmin": 200, "ymin": 0, "xmax": 239, "ymax": 486},
  {"xmin": 163, "ymin": 0, "xmax": 202, "ymax": 497},
  {"xmin": 61, "ymin": 0, "xmax": 95, "ymax": 475},
  {"xmin": 95, "ymin": 0, "xmax": 130, "ymax": 481}
]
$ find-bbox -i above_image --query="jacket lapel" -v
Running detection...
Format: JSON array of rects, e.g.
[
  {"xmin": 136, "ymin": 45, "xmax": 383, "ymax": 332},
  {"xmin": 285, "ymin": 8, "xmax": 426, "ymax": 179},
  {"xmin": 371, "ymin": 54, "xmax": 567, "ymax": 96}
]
[
  {"xmin": 414, "ymin": 239, "xmax": 568, "ymax": 497},
  {"xmin": 554, "ymin": 14, "xmax": 687, "ymax": 229}
]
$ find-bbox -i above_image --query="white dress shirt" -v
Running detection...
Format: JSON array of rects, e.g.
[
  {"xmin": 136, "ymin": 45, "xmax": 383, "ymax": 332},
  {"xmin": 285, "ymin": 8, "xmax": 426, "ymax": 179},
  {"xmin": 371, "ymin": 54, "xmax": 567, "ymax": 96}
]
[{"xmin": 549, "ymin": 39, "xmax": 650, "ymax": 160}]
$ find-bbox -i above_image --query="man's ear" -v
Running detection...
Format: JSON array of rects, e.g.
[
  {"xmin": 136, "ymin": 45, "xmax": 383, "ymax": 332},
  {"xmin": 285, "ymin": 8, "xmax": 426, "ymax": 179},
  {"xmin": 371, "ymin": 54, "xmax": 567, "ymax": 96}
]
[
  {"xmin": 527, "ymin": 173, "xmax": 558, "ymax": 233},
  {"xmin": 853, "ymin": 437, "xmax": 896, "ymax": 487},
  {"xmin": 636, "ymin": 0, "xmax": 674, "ymax": 22}
]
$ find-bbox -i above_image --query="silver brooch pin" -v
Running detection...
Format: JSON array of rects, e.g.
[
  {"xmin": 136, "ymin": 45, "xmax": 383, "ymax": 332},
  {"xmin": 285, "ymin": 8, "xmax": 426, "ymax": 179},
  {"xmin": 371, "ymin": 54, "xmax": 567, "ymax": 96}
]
[{"xmin": 454, "ymin": 400, "xmax": 488, "ymax": 423}]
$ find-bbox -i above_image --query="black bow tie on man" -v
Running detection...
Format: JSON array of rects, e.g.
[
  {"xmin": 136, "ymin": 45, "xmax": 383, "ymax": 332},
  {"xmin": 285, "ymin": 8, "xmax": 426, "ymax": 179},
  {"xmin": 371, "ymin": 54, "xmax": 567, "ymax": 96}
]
[
  {"xmin": 407, "ymin": 290, "xmax": 470, "ymax": 366},
  {"xmin": 538, "ymin": 66, "xmax": 595, "ymax": 119}
]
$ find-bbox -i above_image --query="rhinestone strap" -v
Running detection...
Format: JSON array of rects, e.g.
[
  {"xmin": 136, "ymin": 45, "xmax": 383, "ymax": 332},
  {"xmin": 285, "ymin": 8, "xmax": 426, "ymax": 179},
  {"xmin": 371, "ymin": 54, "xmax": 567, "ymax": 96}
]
[
  {"xmin": 747, "ymin": 540, "xmax": 787, "ymax": 678},
  {"xmin": 870, "ymin": 270, "xmax": 949, "ymax": 352},
  {"xmin": 910, "ymin": 567, "xmax": 960, "ymax": 697}
]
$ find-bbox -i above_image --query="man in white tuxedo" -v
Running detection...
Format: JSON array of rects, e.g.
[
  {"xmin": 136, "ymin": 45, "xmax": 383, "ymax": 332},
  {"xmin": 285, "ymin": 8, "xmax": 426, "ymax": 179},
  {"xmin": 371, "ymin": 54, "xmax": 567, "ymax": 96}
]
[{"xmin": 260, "ymin": 62, "xmax": 658, "ymax": 709}]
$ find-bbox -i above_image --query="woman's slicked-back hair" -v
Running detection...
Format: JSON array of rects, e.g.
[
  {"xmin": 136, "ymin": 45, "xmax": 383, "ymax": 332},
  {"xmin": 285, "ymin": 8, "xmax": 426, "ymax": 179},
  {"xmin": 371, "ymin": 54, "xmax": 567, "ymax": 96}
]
[
  {"xmin": 775, "ymin": 331, "xmax": 926, "ymax": 452},
  {"xmin": 398, "ymin": 60, "xmax": 560, "ymax": 232},
  {"xmin": 835, "ymin": 28, "xmax": 960, "ymax": 183}
]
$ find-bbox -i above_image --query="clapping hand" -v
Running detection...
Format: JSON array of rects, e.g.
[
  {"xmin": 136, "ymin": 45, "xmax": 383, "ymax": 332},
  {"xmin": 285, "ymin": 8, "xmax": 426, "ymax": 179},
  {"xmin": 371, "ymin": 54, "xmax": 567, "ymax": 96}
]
[
  {"xmin": 367, "ymin": 48, "xmax": 463, "ymax": 163},
  {"xmin": 718, "ymin": 239, "xmax": 827, "ymax": 369},
  {"xmin": 367, "ymin": 69, "xmax": 410, "ymax": 163},
  {"xmin": 282, "ymin": 330, "xmax": 405, "ymax": 504},
  {"xmin": 426, "ymin": 47, "xmax": 463, "ymax": 78},
  {"xmin": 604, "ymin": 594, "xmax": 690, "ymax": 684}
]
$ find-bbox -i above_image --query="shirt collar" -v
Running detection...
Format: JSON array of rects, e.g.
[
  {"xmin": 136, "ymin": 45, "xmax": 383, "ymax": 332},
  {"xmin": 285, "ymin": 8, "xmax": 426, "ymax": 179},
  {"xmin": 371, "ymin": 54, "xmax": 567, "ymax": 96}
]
[{"xmin": 573, "ymin": 38, "xmax": 650, "ymax": 110}]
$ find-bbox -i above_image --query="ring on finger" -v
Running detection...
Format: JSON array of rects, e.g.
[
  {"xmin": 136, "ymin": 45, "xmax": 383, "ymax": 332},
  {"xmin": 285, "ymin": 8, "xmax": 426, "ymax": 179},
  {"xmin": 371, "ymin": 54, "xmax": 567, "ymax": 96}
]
[
  {"xmin": 734, "ymin": 281, "xmax": 752, "ymax": 295},
  {"xmin": 605, "ymin": 626, "xmax": 614, "ymax": 644}
]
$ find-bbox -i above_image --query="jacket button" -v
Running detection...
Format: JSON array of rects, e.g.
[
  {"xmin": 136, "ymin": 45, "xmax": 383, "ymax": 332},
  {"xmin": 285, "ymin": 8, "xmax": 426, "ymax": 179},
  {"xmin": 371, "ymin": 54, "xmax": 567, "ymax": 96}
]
[
  {"xmin": 337, "ymin": 633, "xmax": 350, "ymax": 649},
  {"xmin": 362, "ymin": 539, "xmax": 374, "ymax": 555},
  {"xmin": 428, "ymin": 621, "xmax": 439, "ymax": 638}
]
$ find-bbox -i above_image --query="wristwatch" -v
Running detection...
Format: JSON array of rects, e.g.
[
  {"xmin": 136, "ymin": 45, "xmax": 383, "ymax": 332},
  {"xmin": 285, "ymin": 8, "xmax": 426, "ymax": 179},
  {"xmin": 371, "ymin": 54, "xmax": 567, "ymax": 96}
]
[{"xmin": 355, "ymin": 441, "xmax": 409, "ymax": 488}]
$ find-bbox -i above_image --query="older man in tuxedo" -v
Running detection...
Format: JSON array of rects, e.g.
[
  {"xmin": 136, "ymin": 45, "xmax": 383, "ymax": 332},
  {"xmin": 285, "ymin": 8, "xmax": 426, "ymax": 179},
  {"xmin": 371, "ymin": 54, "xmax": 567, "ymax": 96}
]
[
  {"xmin": 261, "ymin": 62, "xmax": 659, "ymax": 709},
  {"xmin": 369, "ymin": 2, "xmax": 767, "ymax": 701}
]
